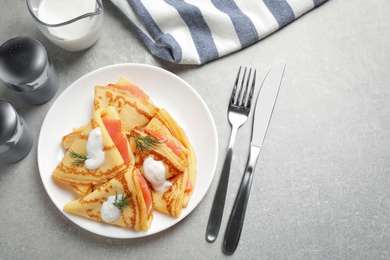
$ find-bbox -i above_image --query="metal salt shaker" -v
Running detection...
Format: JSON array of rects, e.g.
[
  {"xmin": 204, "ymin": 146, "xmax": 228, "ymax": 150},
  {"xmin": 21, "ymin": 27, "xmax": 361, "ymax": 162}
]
[
  {"xmin": 0, "ymin": 99, "xmax": 33, "ymax": 164},
  {"xmin": 0, "ymin": 37, "xmax": 59, "ymax": 105}
]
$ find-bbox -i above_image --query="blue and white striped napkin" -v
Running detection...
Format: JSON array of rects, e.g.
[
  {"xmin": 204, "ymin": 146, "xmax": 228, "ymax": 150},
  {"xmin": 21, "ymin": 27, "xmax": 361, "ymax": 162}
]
[{"xmin": 109, "ymin": 0, "xmax": 327, "ymax": 65}]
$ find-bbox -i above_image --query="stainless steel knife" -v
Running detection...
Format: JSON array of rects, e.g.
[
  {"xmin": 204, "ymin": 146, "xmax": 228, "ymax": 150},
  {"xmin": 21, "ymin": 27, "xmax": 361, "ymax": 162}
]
[{"xmin": 222, "ymin": 61, "xmax": 286, "ymax": 254}]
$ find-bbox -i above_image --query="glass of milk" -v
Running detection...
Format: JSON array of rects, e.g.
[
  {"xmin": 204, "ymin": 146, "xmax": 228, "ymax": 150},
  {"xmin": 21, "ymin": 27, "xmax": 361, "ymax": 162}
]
[{"xmin": 26, "ymin": 0, "xmax": 103, "ymax": 52}]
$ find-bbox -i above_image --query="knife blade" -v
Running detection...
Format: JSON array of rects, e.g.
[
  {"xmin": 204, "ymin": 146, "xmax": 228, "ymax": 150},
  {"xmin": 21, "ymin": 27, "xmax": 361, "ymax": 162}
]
[{"xmin": 222, "ymin": 61, "xmax": 286, "ymax": 255}]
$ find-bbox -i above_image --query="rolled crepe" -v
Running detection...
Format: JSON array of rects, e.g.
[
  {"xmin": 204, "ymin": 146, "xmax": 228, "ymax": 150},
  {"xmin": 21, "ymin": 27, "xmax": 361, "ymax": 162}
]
[
  {"xmin": 132, "ymin": 109, "xmax": 197, "ymax": 217},
  {"xmin": 129, "ymin": 127, "xmax": 188, "ymax": 179},
  {"xmin": 94, "ymin": 79, "xmax": 158, "ymax": 133},
  {"xmin": 181, "ymin": 137, "xmax": 197, "ymax": 208},
  {"xmin": 152, "ymin": 170, "xmax": 189, "ymax": 218},
  {"xmin": 52, "ymin": 106, "xmax": 134, "ymax": 196},
  {"xmin": 63, "ymin": 168, "xmax": 153, "ymax": 231},
  {"xmin": 144, "ymin": 108, "xmax": 197, "ymax": 207}
]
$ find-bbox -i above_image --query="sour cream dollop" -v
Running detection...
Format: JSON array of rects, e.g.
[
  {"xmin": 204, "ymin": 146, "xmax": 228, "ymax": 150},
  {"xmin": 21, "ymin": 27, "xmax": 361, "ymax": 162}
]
[
  {"xmin": 143, "ymin": 156, "xmax": 172, "ymax": 193},
  {"xmin": 85, "ymin": 127, "xmax": 105, "ymax": 170},
  {"xmin": 101, "ymin": 194, "xmax": 123, "ymax": 222}
]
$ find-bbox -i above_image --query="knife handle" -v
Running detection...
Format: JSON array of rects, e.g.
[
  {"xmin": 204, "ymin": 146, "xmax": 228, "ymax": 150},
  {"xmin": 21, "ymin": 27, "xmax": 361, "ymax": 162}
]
[{"xmin": 223, "ymin": 145, "xmax": 261, "ymax": 255}]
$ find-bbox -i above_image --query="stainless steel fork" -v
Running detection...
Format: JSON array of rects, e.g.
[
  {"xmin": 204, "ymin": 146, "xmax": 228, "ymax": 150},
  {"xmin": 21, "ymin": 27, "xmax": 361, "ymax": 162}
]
[{"xmin": 206, "ymin": 67, "xmax": 256, "ymax": 243}]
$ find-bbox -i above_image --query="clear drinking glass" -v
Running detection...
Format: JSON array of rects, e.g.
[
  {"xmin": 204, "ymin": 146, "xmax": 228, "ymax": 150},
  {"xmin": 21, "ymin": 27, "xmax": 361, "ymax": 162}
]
[{"xmin": 26, "ymin": 0, "xmax": 104, "ymax": 52}]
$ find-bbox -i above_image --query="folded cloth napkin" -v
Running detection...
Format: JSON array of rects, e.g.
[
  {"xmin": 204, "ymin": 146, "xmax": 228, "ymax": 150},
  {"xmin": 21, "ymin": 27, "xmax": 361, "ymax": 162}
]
[{"xmin": 109, "ymin": 0, "xmax": 327, "ymax": 65}]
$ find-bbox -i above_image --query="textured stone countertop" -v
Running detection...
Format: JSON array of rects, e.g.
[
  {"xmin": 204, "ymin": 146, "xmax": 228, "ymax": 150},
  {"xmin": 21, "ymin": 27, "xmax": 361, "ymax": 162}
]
[{"xmin": 1, "ymin": 0, "xmax": 389, "ymax": 259}]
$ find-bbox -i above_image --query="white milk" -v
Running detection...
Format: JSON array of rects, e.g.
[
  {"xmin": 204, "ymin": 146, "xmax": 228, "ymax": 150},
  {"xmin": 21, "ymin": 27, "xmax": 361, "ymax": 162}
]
[{"xmin": 37, "ymin": 0, "xmax": 103, "ymax": 51}]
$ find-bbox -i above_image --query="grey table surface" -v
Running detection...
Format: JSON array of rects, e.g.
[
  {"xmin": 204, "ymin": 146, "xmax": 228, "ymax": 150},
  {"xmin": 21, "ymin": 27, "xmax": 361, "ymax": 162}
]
[{"xmin": 1, "ymin": 0, "xmax": 389, "ymax": 259}]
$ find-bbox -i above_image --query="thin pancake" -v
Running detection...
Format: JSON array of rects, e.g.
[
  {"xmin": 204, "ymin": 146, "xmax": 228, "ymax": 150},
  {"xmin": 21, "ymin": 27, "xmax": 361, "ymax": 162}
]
[
  {"xmin": 63, "ymin": 168, "xmax": 153, "ymax": 231},
  {"xmin": 145, "ymin": 111, "xmax": 188, "ymax": 162},
  {"xmin": 94, "ymin": 85, "xmax": 158, "ymax": 133},
  {"xmin": 181, "ymin": 139, "xmax": 197, "ymax": 208},
  {"xmin": 137, "ymin": 109, "xmax": 197, "ymax": 217},
  {"xmin": 152, "ymin": 170, "xmax": 189, "ymax": 218},
  {"xmin": 52, "ymin": 106, "xmax": 134, "ymax": 196},
  {"xmin": 129, "ymin": 127, "xmax": 188, "ymax": 179}
]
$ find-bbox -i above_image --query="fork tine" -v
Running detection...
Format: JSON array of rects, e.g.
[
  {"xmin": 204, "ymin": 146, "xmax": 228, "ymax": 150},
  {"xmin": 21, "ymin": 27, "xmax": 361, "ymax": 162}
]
[
  {"xmin": 230, "ymin": 67, "xmax": 257, "ymax": 108},
  {"xmin": 230, "ymin": 67, "xmax": 242, "ymax": 105},
  {"xmin": 236, "ymin": 67, "xmax": 247, "ymax": 106},
  {"xmin": 246, "ymin": 69, "xmax": 256, "ymax": 108},
  {"xmin": 241, "ymin": 68, "xmax": 252, "ymax": 107}
]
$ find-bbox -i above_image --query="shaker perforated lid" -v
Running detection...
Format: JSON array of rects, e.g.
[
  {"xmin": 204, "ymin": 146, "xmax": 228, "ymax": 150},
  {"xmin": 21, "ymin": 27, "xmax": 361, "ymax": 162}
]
[
  {"xmin": 0, "ymin": 99, "xmax": 17, "ymax": 146},
  {"xmin": 0, "ymin": 37, "xmax": 47, "ymax": 86}
]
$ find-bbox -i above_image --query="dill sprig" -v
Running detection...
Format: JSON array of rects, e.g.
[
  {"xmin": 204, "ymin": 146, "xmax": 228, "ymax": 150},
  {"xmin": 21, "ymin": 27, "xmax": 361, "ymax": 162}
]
[
  {"xmin": 130, "ymin": 135, "xmax": 165, "ymax": 154},
  {"xmin": 69, "ymin": 149, "xmax": 88, "ymax": 165},
  {"xmin": 113, "ymin": 192, "xmax": 131, "ymax": 210}
]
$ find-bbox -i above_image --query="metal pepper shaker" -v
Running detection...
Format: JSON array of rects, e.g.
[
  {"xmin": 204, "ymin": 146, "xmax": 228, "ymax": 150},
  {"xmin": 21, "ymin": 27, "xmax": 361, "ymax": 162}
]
[
  {"xmin": 0, "ymin": 37, "xmax": 59, "ymax": 105},
  {"xmin": 0, "ymin": 99, "xmax": 33, "ymax": 164}
]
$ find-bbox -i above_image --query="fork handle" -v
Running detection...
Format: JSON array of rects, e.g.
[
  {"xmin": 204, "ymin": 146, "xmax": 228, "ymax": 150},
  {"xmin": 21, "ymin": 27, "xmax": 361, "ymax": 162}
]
[
  {"xmin": 206, "ymin": 125, "xmax": 239, "ymax": 243},
  {"xmin": 206, "ymin": 147, "xmax": 233, "ymax": 242},
  {"xmin": 223, "ymin": 145, "xmax": 261, "ymax": 255}
]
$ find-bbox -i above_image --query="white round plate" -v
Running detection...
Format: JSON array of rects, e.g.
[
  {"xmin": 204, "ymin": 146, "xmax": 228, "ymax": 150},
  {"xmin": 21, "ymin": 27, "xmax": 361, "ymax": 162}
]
[{"xmin": 38, "ymin": 63, "xmax": 218, "ymax": 238}]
